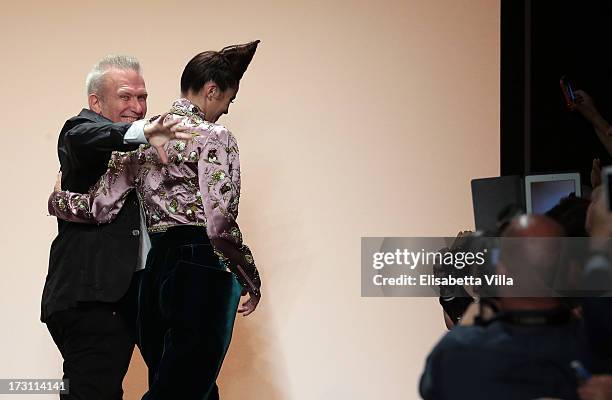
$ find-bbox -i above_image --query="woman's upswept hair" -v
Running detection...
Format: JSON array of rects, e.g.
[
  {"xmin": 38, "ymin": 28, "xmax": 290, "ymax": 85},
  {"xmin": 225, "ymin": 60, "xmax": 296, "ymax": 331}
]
[{"xmin": 180, "ymin": 40, "xmax": 260, "ymax": 94}]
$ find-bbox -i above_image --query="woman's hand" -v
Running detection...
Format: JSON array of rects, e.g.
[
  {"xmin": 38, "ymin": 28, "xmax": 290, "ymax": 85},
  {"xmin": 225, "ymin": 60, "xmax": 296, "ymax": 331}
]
[{"xmin": 238, "ymin": 291, "xmax": 260, "ymax": 316}]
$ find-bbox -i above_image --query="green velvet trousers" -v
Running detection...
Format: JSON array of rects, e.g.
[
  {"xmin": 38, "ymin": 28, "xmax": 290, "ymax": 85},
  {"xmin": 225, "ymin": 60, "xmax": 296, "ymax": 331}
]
[{"xmin": 139, "ymin": 226, "xmax": 242, "ymax": 400}]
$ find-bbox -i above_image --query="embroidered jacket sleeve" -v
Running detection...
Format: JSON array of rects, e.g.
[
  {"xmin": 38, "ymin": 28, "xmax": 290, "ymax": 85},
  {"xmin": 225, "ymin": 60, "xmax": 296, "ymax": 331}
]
[
  {"xmin": 48, "ymin": 151, "xmax": 137, "ymax": 224},
  {"xmin": 199, "ymin": 129, "xmax": 262, "ymax": 297}
]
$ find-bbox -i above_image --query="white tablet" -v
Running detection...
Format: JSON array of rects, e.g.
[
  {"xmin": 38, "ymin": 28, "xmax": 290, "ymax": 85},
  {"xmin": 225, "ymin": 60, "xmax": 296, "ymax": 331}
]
[{"xmin": 525, "ymin": 173, "xmax": 581, "ymax": 214}]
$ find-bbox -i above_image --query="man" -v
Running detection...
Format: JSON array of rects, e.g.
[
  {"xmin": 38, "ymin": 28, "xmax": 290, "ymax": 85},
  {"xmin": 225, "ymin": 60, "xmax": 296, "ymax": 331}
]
[
  {"xmin": 577, "ymin": 185, "xmax": 612, "ymax": 399},
  {"xmin": 42, "ymin": 55, "xmax": 189, "ymax": 399},
  {"xmin": 581, "ymin": 186, "xmax": 612, "ymax": 376},
  {"xmin": 420, "ymin": 215, "xmax": 591, "ymax": 400}
]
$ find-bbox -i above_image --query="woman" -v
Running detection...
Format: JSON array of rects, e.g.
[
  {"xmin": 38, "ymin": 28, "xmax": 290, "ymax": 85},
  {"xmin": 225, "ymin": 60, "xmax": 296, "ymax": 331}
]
[{"xmin": 48, "ymin": 41, "xmax": 262, "ymax": 400}]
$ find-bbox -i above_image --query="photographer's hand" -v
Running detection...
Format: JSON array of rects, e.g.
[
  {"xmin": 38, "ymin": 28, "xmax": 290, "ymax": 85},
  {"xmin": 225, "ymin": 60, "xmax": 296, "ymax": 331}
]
[
  {"xmin": 574, "ymin": 90, "xmax": 612, "ymax": 156},
  {"xmin": 573, "ymin": 90, "xmax": 600, "ymax": 121},
  {"xmin": 450, "ymin": 230, "xmax": 473, "ymax": 250},
  {"xmin": 578, "ymin": 375, "xmax": 612, "ymax": 400},
  {"xmin": 591, "ymin": 158, "xmax": 602, "ymax": 189},
  {"xmin": 587, "ymin": 187, "xmax": 612, "ymax": 241}
]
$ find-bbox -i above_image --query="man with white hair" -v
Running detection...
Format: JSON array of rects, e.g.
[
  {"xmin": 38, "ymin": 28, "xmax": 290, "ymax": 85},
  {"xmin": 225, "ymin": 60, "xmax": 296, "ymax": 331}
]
[{"xmin": 42, "ymin": 55, "xmax": 189, "ymax": 399}]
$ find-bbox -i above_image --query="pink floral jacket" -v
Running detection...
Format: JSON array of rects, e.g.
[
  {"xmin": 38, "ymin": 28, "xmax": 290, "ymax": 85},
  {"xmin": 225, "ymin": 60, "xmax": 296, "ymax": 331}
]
[{"xmin": 48, "ymin": 98, "xmax": 261, "ymax": 296}]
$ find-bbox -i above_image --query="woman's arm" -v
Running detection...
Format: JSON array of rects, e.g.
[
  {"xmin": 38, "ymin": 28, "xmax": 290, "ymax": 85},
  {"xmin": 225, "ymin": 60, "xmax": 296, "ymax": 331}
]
[
  {"xmin": 199, "ymin": 128, "xmax": 262, "ymax": 299},
  {"xmin": 48, "ymin": 151, "xmax": 138, "ymax": 224}
]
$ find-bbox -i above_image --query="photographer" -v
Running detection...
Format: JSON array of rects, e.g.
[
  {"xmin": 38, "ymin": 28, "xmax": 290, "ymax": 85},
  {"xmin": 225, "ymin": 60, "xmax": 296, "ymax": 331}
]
[
  {"xmin": 577, "ymin": 185, "xmax": 612, "ymax": 400},
  {"xmin": 582, "ymin": 185, "xmax": 612, "ymax": 366},
  {"xmin": 420, "ymin": 215, "xmax": 590, "ymax": 400}
]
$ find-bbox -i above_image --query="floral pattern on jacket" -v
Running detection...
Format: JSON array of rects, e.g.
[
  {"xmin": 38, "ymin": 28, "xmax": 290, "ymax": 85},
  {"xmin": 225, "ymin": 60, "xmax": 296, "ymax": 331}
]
[{"xmin": 48, "ymin": 98, "xmax": 261, "ymax": 296}]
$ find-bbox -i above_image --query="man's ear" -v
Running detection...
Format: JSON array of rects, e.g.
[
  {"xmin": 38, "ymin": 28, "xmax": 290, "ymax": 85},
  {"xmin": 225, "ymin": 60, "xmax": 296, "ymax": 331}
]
[{"xmin": 89, "ymin": 93, "xmax": 102, "ymax": 114}]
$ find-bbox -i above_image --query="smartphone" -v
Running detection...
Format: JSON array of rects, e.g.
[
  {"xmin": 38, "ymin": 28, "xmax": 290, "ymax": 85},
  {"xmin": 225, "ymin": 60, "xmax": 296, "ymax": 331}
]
[
  {"xmin": 560, "ymin": 76, "xmax": 576, "ymax": 108},
  {"xmin": 603, "ymin": 166, "xmax": 612, "ymax": 212}
]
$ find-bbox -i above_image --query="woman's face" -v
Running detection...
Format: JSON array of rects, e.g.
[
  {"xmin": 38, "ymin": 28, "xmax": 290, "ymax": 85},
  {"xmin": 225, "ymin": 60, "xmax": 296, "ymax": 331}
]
[{"xmin": 205, "ymin": 85, "xmax": 238, "ymax": 123}]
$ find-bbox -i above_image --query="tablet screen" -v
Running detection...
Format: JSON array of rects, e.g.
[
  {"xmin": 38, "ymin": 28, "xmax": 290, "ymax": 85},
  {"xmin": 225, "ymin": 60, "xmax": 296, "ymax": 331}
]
[{"xmin": 530, "ymin": 179, "xmax": 577, "ymax": 214}]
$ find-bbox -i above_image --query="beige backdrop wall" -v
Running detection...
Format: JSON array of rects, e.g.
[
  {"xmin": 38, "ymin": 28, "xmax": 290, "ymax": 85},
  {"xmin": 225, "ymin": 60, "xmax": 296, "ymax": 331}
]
[{"xmin": 0, "ymin": 0, "xmax": 499, "ymax": 399}]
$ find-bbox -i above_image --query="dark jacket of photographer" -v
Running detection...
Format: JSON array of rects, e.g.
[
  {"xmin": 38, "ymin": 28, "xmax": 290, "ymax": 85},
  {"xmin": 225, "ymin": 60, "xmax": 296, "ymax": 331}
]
[{"xmin": 419, "ymin": 315, "xmax": 589, "ymax": 400}]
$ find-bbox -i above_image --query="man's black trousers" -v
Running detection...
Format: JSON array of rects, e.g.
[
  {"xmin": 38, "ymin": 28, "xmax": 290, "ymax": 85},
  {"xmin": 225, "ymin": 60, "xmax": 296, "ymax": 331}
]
[{"xmin": 46, "ymin": 272, "xmax": 142, "ymax": 400}]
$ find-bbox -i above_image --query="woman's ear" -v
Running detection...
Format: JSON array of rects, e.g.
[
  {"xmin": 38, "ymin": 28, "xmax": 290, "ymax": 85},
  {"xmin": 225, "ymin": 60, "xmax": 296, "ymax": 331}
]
[{"xmin": 204, "ymin": 82, "xmax": 219, "ymax": 100}]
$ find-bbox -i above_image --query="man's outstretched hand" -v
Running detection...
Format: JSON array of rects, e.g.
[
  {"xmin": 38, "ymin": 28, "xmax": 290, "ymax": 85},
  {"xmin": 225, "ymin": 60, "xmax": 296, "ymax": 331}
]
[{"xmin": 144, "ymin": 113, "xmax": 193, "ymax": 164}]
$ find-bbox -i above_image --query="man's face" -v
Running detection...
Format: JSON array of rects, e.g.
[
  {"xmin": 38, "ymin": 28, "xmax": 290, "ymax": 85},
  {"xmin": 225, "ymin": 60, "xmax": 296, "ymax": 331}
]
[{"xmin": 89, "ymin": 68, "xmax": 147, "ymax": 123}]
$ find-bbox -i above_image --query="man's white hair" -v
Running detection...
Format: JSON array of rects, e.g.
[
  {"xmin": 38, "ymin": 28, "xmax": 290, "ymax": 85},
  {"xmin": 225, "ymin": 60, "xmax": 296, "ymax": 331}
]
[{"xmin": 85, "ymin": 55, "xmax": 141, "ymax": 96}]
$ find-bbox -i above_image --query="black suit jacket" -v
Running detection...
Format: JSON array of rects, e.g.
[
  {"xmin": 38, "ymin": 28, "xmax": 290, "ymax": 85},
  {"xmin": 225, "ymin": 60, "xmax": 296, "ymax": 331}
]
[{"xmin": 41, "ymin": 109, "xmax": 142, "ymax": 321}]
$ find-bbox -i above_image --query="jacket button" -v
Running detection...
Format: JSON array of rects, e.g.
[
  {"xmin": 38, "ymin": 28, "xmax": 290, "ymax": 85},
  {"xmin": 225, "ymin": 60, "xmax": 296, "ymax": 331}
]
[{"xmin": 132, "ymin": 229, "xmax": 140, "ymax": 236}]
